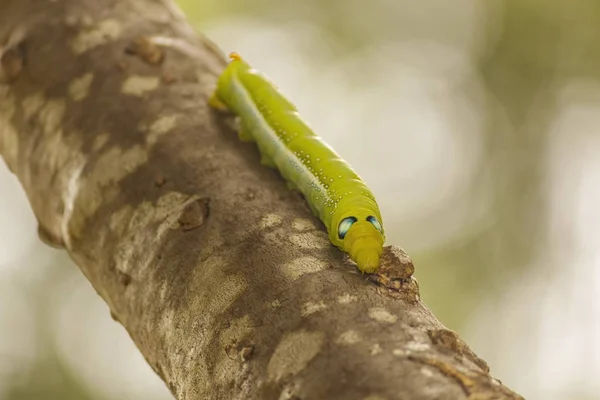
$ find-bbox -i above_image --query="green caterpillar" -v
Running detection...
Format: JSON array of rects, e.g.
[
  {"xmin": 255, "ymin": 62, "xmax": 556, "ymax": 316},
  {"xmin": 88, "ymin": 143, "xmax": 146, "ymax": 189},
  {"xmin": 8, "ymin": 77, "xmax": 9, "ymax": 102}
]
[{"xmin": 209, "ymin": 53, "xmax": 385, "ymax": 273}]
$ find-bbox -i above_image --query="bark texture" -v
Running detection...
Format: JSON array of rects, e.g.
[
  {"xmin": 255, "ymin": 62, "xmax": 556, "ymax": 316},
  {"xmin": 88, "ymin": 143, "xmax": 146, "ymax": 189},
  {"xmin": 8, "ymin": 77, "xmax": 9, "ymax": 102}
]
[{"xmin": 0, "ymin": 1, "xmax": 524, "ymax": 399}]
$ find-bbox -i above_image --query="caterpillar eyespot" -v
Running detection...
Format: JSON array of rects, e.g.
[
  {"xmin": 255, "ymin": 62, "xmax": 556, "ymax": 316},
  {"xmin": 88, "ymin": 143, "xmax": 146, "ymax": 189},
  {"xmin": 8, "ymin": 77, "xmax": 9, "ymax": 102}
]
[
  {"xmin": 367, "ymin": 216, "xmax": 382, "ymax": 233},
  {"xmin": 209, "ymin": 52, "xmax": 386, "ymax": 273},
  {"xmin": 338, "ymin": 217, "xmax": 357, "ymax": 239}
]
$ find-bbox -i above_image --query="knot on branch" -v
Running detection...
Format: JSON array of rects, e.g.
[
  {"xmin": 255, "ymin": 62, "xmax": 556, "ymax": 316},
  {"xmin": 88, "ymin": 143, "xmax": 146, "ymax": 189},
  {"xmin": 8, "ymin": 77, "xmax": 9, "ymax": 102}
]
[
  {"xmin": 428, "ymin": 329, "xmax": 490, "ymax": 373},
  {"xmin": 125, "ymin": 35, "xmax": 165, "ymax": 65},
  {"xmin": 368, "ymin": 246, "xmax": 420, "ymax": 303},
  {"xmin": 177, "ymin": 197, "xmax": 210, "ymax": 231}
]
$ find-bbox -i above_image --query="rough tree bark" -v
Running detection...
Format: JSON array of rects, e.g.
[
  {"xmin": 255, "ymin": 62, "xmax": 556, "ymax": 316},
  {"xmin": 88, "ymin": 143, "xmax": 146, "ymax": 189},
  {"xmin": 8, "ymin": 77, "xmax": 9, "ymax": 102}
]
[{"xmin": 0, "ymin": 0, "xmax": 524, "ymax": 399}]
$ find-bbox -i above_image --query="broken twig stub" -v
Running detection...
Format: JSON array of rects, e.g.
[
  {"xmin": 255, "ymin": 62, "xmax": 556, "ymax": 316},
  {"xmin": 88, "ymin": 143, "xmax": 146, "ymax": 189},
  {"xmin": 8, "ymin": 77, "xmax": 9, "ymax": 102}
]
[{"xmin": 367, "ymin": 246, "xmax": 420, "ymax": 303}]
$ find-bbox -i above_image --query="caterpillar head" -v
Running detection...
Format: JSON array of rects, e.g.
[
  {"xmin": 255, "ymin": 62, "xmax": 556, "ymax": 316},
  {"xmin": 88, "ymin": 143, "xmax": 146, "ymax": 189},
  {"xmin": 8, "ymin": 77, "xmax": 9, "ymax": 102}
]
[{"xmin": 330, "ymin": 201, "xmax": 385, "ymax": 274}]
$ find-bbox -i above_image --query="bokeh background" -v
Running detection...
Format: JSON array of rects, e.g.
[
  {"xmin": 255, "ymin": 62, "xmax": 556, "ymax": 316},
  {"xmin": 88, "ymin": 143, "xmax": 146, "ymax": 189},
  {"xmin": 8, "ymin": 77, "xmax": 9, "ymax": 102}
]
[{"xmin": 1, "ymin": 0, "xmax": 599, "ymax": 399}]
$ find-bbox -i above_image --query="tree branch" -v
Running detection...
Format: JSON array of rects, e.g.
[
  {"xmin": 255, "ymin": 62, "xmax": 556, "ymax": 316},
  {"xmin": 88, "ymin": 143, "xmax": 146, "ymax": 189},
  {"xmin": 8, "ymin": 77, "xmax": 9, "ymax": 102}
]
[{"xmin": 0, "ymin": 0, "xmax": 524, "ymax": 398}]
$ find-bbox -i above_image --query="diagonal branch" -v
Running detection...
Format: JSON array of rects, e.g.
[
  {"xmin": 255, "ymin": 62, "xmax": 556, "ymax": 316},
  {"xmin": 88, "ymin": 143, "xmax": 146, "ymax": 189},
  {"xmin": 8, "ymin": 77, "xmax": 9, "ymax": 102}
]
[{"xmin": 0, "ymin": 0, "xmax": 523, "ymax": 399}]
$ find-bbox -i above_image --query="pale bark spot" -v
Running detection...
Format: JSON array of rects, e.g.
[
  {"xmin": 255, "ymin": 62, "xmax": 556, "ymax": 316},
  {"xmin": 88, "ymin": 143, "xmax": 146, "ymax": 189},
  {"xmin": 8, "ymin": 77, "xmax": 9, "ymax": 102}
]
[
  {"xmin": 14, "ymin": 93, "xmax": 86, "ymax": 244},
  {"xmin": 159, "ymin": 281, "xmax": 169, "ymax": 302},
  {"xmin": 92, "ymin": 145, "xmax": 147, "ymax": 189},
  {"xmin": 370, "ymin": 343, "xmax": 382, "ymax": 356},
  {"xmin": 404, "ymin": 342, "xmax": 430, "ymax": 352},
  {"xmin": 267, "ymin": 330, "xmax": 324, "ymax": 381},
  {"xmin": 283, "ymin": 257, "xmax": 327, "ymax": 281},
  {"xmin": 122, "ymin": 75, "xmax": 160, "ymax": 96},
  {"xmin": 368, "ymin": 307, "xmax": 398, "ymax": 324},
  {"xmin": 64, "ymin": 13, "xmax": 94, "ymax": 28},
  {"xmin": 179, "ymin": 258, "xmax": 247, "ymax": 389},
  {"xmin": 392, "ymin": 349, "xmax": 407, "ymax": 357},
  {"xmin": 69, "ymin": 72, "xmax": 94, "ymax": 101},
  {"xmin": 150, "ymin": 36, "xmax": 202, "ymax": 58},
  {"xmin": 22, "ymin": 92, "xmax": 45, "ymax": 119},
  {"xmin": 34, "ymin": 125, "xmax": 68, "ymax": 176},
  {"xmin": 288, "ymin": 232, "xmax": 329, "ymax": 249},
  {"xmin": 109, "ymin": 205, "xmax": 132, "ymax": 233},
  {"xmin": 161, "ymin": 256, "xmax": 247, "ymax": 388},
  {"xmin": 109, "ymin": 200, "xmax": 160, "ymax": 274},
  {"xmin": 259, "ymin": 213, "xmax": 282, "ymax": 229},
  {"xmin": 197, "ymin": 273, "xmax": 247, "ymax": 317},
  {"xmin": 278, "ymin": 385, "xmax": 299, "ymax": 400},
  {"xmin": 291, "ymin": 218, "xmax": 315, "ymax": 232},
  {"xmin": 0, "ymin": 89, "xmax": 18, "ymax": 166},
  {"xmin": 61, "ymin": 161, "xmax": 86, "ymax": 249},
  {"xmin": 69, "ymin": 145, "xmax": 148, "ymax": 237},
  {"xmin": 393, "ymin": 341, "xmax": 430, "ymax": 357},
  {"xmin": 39, "ymin": 99, "xmax": 66, "ymax": 136},
  {"xmin": 420, "ymin": 367, "xmax": 435, "ymax": 377},
  {"xmin": 71, "ymin": 19, "xmax": 122, "ymax": 54},
  {"xmin": 364, "ymin": 396, "xmax": 387, "ymax": 400},
  {"xmin": 92, "ymin": 133, "xmax": 110, "ymax": 151},
  {"xmin": 147, "ymin": 115, "xmax": 178, "ymax": 146},
  {"xmin": 301, "ymin": 301, "xmax": 327, "ymax": 316},
  {"xmin": 159, "ymin": 308, "xmax": 175, "ymax": 344},
  {"xmin": 109, "ymin": 192, "xmax": 197, "ymax": 270},
  {"xmin": 337, "ymin": 330, "xmax": 361, "ymax": 345},
  {"xmin": 191, "ymin": 256, "xmax": 248, "ymax": 324},
  {"xmin": 337, "ymin": 293, "xmax": 358, "ymax": 304},
  {"xmin": 268, "ymin": 299, "xmax": 282, "ymax": 309}
]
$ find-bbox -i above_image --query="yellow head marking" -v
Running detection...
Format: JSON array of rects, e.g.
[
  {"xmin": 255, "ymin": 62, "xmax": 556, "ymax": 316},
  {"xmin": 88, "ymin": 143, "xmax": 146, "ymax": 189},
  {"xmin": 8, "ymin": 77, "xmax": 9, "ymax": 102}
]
[{"xmin": 343, "ymin": 220, "xmax": 384, "ymax": 274}]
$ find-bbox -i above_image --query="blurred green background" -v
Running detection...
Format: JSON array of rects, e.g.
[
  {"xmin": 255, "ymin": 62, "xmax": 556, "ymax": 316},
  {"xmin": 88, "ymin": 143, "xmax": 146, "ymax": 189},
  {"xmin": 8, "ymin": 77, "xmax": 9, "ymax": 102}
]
[{"xmin": 2, "ymin": 0, "xmax": 600, "ymax": 399}]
